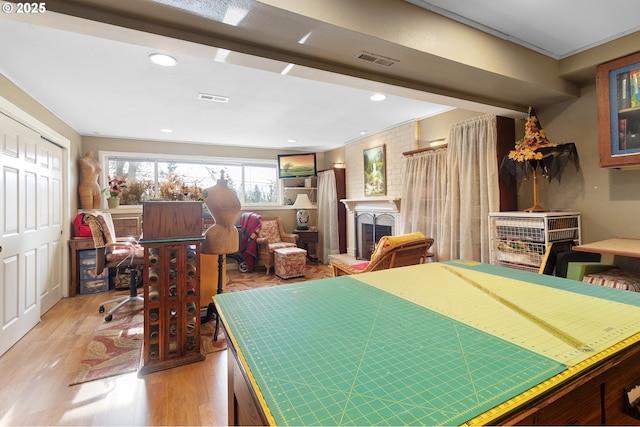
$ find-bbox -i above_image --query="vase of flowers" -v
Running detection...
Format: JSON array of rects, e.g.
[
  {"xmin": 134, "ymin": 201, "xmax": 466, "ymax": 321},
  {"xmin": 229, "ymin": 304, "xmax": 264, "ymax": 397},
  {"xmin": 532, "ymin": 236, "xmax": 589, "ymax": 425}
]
[{"xmin": 102, "ymin": 175, "xmax": 127, "ymax": 209}]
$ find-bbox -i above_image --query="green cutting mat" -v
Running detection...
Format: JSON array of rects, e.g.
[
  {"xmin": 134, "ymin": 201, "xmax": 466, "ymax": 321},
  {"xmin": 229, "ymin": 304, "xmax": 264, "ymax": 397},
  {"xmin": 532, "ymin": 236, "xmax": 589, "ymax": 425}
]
[{"xmin": 216, "ymin": 277, "xmax": 565, "ymax": 426}]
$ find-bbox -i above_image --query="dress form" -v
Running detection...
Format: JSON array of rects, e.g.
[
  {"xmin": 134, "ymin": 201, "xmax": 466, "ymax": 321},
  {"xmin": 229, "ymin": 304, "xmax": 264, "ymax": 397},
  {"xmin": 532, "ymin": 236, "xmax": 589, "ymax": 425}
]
[
  {"xmin": 78, "ymin": 151, "xmax": 102, "ymax": 209},
  {"xmin": 202, "ymin": 172, "xmax": 241, "ymax": 254}
]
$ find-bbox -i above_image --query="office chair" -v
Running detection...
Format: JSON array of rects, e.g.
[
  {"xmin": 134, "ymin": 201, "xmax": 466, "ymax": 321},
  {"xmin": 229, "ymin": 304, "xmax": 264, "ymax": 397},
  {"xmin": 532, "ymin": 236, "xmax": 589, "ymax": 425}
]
[{"xmin": 84, "ymin": 212, "xmax": 145, "ymax": 321}]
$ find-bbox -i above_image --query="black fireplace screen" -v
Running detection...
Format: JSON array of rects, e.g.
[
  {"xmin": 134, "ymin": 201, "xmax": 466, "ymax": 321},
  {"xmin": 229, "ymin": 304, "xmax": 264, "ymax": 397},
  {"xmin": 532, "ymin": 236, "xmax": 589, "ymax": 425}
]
[{"xmin": 356, "ymin": 213, "xmax": 395, "ymax": 260}]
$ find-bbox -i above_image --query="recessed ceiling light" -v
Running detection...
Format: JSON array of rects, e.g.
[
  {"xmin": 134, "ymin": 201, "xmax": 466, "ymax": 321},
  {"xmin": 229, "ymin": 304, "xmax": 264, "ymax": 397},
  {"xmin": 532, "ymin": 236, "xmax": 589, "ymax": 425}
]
[
  {"xmin": 149, "ymin": 53, "xmax": 177, "ymax": 67},
  {"xmin": 298, "ymin": 31, "xmax": 313, "ymax": 44},
  {"xmin": 370, "ymin": 93, "xmax": 387, "ymax": 101},
  {"xmin": 198, "ymin": 93, "xmax": 230, "ymax": 103},
  {"xmin": 360, "ymin": 130, "xmax": 368, "ymax": 135},
  {"xmin": 160, "ymin": 128, "xmax": 173, "ymax": 133},
  {"xmin": 287, "ymin": 139, "xmax": 297, "ymax": 143},
  {"xmin": 281, "ymin": 64, "xmax": 294, "ymax": 75}
]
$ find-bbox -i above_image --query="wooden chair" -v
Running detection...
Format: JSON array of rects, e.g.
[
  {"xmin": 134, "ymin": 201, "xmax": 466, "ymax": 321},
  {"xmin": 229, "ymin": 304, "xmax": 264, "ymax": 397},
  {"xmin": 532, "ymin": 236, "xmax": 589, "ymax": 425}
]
[
  {"xmin": 331, "ymin": 232, "xmax": 434, "ymax": 276},
  {"xmin": 84, "ymin": 212, "xmax": 145, "ymax": 321},
  {"xmin": 255, "ymin": 215, "xmax": 299, "ymax": 275}
]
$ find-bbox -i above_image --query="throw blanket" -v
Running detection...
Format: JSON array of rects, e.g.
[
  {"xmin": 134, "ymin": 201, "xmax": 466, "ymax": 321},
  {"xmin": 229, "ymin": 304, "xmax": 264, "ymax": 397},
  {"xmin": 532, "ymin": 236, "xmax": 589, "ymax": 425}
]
[{"xmin": 239, "ymin": 212, "xmax": 262, "ymax": 271}]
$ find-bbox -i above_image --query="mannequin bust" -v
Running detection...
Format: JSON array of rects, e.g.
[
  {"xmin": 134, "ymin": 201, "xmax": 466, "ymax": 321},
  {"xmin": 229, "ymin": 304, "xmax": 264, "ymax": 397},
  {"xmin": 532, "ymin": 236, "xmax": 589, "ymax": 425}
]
[
  {"xmin": 202, "ymin": 171, "xmax": 241, "ymax": 254},
  {"xmin": 78, "ymin": 151, "xmax": 102, "ymax": 209}
]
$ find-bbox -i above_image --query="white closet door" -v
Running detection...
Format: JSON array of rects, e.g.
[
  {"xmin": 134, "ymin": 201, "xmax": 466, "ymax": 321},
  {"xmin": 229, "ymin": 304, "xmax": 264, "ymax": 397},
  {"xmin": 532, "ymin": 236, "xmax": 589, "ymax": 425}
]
[{"xmin": 0, "ymin": 112, "xmax": 63, "ymax": 356}]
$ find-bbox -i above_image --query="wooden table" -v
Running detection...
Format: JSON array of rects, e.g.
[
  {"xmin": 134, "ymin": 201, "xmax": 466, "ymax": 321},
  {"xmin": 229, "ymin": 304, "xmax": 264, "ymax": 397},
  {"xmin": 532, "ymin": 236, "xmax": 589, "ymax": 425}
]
[
  {"xmin": 216, "ymin": 261, "xmax": 640, "ymax": 426},
  {"xmin": 293, "ymin": 229, "xmax": 318, "ymax": 263},
  {"xmin": 573, "ymin": 237, "xmax": 640, "ymax": 259},
  {"xmin": 68, "ymin": 237, "xmax": 95, "ymax": 297}
]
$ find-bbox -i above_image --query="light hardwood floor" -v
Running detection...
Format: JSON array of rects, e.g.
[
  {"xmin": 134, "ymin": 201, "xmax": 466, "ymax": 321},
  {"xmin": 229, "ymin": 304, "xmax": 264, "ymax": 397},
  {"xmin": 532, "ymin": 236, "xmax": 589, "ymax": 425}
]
[{"xmin": 0, "ymin": 291, "xmax": 228, "ymax": 426}]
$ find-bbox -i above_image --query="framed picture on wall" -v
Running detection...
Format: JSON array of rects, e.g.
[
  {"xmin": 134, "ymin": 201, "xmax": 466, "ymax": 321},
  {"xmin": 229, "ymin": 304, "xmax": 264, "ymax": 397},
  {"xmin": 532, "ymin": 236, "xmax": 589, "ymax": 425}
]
[{"xmin": 364, "ymin": 145, "xmax": 386, "ymax": 196}]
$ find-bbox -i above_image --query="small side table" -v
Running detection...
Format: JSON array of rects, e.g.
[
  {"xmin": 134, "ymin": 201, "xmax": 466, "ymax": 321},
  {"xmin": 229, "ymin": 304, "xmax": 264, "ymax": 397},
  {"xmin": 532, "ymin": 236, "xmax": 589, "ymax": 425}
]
[
  {"xmin": 294, "ymin": 229, "xmax": 319, "ymax": 263},
  {"xmin": 68, "ymin": 237, "xmax": 95, "ymax": 297}
]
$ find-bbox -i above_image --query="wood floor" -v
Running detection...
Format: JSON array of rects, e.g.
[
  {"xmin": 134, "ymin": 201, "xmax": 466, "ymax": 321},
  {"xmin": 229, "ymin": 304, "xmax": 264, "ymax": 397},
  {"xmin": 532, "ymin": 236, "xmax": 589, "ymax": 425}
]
[{"xmin": 0, "ymin": 291, "xmax": 228, "ymax": 426}]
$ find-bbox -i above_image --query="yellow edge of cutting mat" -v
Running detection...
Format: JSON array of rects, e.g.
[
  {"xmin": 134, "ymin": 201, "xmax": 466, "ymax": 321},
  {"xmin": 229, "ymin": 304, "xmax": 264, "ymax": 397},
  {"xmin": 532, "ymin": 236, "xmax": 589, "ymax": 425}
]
[
  {"xmin": 463, "ymin": 331, "xmax": 640, "ymax": 426},
  {"xmin": 213, "ymin": 297, "xmax": 277, "ymax": 426}
]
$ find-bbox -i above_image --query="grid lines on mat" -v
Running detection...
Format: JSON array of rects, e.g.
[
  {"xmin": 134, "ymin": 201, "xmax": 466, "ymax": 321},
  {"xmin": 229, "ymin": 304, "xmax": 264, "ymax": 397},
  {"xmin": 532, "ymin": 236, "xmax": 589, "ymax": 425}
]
[{"xmin": 216, "ymin": 277, "xmax": 565, "ymax": 426}]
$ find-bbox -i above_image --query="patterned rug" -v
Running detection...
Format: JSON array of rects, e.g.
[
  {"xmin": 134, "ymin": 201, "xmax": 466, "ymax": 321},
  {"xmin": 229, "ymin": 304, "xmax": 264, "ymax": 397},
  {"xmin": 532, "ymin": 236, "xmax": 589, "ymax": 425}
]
[
  {"xmin": 70, "ymin": 262, "xmax": 333, "ymax": 385},
  {"xmin": 226, "ymin": 262, "xmax": 333, "ymax": 292},
  {"xmin": 70, "ymin": 307, "xmax": 227, "ymax": 385},
  {"xmin": 70, "ymin": 306, "xmax": 144, "ymax": 385}
]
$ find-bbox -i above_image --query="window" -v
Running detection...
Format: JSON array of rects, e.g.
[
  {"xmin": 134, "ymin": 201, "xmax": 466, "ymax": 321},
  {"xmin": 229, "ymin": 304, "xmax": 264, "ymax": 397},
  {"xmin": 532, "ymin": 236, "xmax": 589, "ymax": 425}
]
[{"xmin": 101, "ymin": 152, "xmax": 278, "ymax": 206}]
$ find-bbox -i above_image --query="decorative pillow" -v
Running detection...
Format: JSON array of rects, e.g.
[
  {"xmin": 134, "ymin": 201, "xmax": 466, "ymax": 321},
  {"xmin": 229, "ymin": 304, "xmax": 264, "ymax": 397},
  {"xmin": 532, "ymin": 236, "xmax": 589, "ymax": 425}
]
[
  {"xmin": 583, "ymin": 268, "xmax": 640, "ymax": 292},
  {"xmin": 260, "ymin": 220, "xmax": 281, "ymax": 244},
  {"xmin": 106, "ymin": 244, "xmax": 144, "ymax": 261},
  {"xmin": 268, "ymin": 242, "xmax": 297, "ymax": 253},
  {"xmin": 350, "ymin": 261, "xmax": 370, "ymax": 271},
  {"xmin": 370, "ymin": 232, "xmax": 426, "ymax": 261},
  {"xmin": 96, "ymin": 213, "xmax": 115, "ymax": 244}
]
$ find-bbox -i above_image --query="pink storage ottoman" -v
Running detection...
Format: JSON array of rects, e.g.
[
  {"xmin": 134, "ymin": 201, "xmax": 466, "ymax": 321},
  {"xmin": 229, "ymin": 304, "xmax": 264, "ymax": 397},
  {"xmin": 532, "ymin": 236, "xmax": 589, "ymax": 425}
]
[{"xmin": 274, "ymin": 247, "xmax": 307, "ymax": 279}]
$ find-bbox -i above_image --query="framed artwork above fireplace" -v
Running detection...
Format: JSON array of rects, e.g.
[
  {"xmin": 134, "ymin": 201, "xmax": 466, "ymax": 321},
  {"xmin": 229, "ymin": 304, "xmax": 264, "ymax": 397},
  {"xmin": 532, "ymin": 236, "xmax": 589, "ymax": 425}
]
[{"xmin": 364, "ymin": 145, "xmax": 386, "ymax": 196}]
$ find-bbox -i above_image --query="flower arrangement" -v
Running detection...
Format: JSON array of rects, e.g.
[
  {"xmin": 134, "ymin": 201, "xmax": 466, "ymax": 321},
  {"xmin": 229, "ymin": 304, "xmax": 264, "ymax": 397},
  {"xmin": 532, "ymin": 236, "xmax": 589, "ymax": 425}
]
[
  {"xmin": 507, "ymin": 106, "xmax": 557, "ymax": 163},
  {"xmin": 102, "ymin": 175, "xmax": 128, "ymax": 198},
  {"xmin": 120, "ymin": 179, "xmax": 153, "ymax": 204},
  {"xmin": 499, "ymin": 106, "xmax": 580, "ymax": 212}
]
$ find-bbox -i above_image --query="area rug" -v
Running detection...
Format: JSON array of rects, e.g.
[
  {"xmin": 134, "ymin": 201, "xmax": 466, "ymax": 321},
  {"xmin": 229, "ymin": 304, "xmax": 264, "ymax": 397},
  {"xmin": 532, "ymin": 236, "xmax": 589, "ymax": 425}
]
[
  {"xmin": 70, "ymin": 263, "xmax": 332, "ymax": 385},
  {"xmin": 70, "ymin": 308, "xmax": 227, "ymax": 386},
  {"xmin": 69, "ymin": 306, "xmax": 144, "ymax": 385},
  {"xmin": 226, "ymin": 262, "xmax": 333, "ymax": 292}
]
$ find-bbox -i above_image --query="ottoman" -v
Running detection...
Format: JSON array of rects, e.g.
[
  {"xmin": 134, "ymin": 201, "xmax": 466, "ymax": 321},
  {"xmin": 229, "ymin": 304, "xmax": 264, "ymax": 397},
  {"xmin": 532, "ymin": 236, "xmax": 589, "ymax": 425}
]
[{"xmin": 274, "ymin": 247, "xmax": 307, "ymax": 279}]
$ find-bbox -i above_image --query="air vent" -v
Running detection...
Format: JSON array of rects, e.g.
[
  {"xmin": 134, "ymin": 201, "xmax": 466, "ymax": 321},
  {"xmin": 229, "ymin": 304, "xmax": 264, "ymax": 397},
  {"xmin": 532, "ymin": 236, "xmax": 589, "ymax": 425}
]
[
  {"xmin": 197, "ymin": 93, "xmax": 230, "ymax": 103},
  {"xmin": 355, "ymin": 51, "xmax": 399, "ymax": 67}
]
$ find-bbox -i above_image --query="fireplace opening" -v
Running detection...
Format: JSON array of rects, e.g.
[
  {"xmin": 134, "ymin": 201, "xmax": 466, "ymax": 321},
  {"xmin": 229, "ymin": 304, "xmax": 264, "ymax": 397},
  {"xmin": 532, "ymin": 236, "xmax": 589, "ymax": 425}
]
[{"xmin": 356, "ymin": 213, "xmax": 395, "ymax": 260}]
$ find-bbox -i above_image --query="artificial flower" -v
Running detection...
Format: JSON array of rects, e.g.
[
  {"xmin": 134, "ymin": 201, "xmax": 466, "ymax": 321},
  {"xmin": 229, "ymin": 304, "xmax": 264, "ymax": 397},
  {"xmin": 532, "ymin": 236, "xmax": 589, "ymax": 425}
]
[
  {"xmin": 102, "ymin": 176, "xmax": 128, "ymax": 198},
  {"xmin": 508, "ymin": 106, "xmax": 557, "ymax": 163}
]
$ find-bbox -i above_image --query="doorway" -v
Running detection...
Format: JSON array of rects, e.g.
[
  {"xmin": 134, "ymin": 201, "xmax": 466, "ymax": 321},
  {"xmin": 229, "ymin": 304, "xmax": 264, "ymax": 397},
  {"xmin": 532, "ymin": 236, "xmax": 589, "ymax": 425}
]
[{"xmin": 0, "ymin": 111, "xmax": 66, "ymax": 356}]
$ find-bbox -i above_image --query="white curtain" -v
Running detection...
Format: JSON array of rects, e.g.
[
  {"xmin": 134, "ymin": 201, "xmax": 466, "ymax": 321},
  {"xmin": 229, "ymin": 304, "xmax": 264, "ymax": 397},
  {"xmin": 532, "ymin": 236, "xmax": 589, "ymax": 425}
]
[
  {"xmin": 317, "ymin": 170, "xmax": 340, "ymax": 264},
  {"xmin": 440, "ymin": 114, "xmax": 499, "ymax": 262},
  {"xmin": 400, "ymin": 148, "xmax": 448, "ymax": 259}
]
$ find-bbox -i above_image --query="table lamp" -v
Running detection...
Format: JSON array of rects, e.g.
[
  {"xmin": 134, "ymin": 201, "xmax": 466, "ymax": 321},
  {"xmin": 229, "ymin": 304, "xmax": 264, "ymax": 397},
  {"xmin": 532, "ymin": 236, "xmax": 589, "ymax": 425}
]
[{"xmin": 292, "ymin": 193, "xmax": 314, "ymax": 230}]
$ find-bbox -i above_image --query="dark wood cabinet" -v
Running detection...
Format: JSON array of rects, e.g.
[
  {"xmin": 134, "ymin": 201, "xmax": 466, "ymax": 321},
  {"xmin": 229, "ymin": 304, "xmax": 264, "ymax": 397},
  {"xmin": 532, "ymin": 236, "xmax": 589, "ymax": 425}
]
[{"xmin": 597, "ymin": 51, "xmax": 640, "ymax": 168}]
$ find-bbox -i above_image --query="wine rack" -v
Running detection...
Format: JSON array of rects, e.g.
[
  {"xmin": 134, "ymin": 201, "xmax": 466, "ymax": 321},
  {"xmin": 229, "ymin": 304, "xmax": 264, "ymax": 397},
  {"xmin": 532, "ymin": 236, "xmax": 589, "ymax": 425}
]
[{"xmin": 139, "ymin": 238, "xmax": 205, "ymax": 375}]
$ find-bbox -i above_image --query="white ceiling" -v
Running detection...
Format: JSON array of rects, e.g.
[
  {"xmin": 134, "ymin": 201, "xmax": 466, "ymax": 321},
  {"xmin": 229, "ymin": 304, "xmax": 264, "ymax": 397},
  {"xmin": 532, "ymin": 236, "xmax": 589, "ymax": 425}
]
[
  {"xmin": 1, "ymin": 1, "xmax": 639, "ymax": 152},
  {"xmin": 407, "ymin": 0, "xmax": 640, "ymax": 59}
]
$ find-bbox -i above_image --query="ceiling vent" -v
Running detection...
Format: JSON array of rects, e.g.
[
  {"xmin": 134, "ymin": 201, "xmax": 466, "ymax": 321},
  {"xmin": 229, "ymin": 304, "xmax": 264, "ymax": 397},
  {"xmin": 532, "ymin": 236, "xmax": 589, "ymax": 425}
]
[
  {"xmin": 354, "ymin": 51, "xmax": 399, "ymax": 67},
  {"xmin": 198, "ymin": 93, "xmax": 230, "ymax": 103}
]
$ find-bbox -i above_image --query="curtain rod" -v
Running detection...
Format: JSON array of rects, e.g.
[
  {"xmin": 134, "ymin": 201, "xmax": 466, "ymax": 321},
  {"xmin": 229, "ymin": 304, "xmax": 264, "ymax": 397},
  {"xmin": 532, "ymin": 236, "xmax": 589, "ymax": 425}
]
[{"xmin": 403, "ymin": 141, "xmax": 447, "ymax": 156}]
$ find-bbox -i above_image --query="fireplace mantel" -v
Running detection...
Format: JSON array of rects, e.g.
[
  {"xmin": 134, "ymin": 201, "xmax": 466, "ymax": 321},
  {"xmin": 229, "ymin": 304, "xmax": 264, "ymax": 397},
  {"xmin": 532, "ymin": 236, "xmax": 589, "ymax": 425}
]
[{"xmin": 340, "ymin": 198, "xmax": 401, "ymax": 214}]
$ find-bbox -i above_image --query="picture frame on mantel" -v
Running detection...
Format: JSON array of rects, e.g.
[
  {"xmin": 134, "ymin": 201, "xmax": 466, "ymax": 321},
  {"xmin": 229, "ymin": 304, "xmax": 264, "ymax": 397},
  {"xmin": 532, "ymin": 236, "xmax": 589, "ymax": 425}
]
[{"xmin": 364, "ymin": 145, "xmax": 386, "ymax": 196}]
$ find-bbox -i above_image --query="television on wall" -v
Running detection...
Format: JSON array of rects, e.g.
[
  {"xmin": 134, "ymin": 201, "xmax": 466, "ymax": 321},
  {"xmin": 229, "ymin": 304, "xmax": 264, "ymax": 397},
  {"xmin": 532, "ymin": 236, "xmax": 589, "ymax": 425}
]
[{"xmin": 277, "ymin": 153, "xmax": 317, "ymax": 178}]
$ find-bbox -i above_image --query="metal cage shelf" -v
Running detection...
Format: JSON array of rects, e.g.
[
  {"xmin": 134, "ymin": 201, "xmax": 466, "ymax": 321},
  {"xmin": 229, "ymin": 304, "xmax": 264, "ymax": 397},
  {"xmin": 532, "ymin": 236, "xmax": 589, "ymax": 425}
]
[{"xmin": 489, "ymin": 211, "xmax": 581, "ymax": 273}]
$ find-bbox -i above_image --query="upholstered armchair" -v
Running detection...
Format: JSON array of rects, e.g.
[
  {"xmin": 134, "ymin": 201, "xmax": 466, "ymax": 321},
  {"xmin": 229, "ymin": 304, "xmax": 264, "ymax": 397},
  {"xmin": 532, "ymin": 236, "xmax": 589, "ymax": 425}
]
[
  {"xmin": 331, "ymin": 232, "xmax": 434, "ymax": 276},
  {"xmin": 255, "ymin": 215, "xmax": 299, "ymax": 275}
]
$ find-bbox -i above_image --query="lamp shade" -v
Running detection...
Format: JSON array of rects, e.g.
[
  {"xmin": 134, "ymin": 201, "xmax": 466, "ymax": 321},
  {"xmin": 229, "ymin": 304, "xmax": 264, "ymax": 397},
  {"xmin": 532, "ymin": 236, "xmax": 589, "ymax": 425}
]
[
  {"xmin": 292, "ymin": 193, "xmax": 315, "ymax": 209},
  {"xmin": 292, "ymin": 194, "xmax": 314, "ymax": 230}
]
